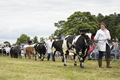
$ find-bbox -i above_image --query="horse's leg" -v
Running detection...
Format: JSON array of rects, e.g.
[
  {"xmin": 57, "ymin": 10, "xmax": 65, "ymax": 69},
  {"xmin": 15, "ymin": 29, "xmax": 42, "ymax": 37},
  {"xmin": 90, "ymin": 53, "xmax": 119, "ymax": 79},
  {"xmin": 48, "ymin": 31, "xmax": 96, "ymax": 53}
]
[
  {"xmin": 80, "ymin": 50, "xmax": 85, "ymax": 69},
  {"xmin": 27, "ymin": 53, "xmax": 28, "ymax": 59},
  {"xmin": 74, "ymin": 54, "xmax": 77, "ymax": 66},
  {"xmin": 39, "ymin": 54, "xmax": 42, "ymax": 61},
  {"xmin": 63, "ymin": 50, "xmax": 67, "ymax": 66},
  {"xmin": 11, "ymin": 53, "xmax": 12, "ymax": 58},
  {"xmin": 41, "ymin": 54, "xmax": 43, "ymax": 61},
  {"xmin": 80, "ymin": 47, "xmax": 89, "ymax": 68},
  {"xmin": 2, "ymin": 50, "xmax": 3, "ymax": 56},
  {"xmin": 60, "ymin": 50, "xmax": 64, "ymax": 62},
  {"xmin": 33, "ymin": 53, "xmax": 34, "ymax": 59},
  {"xmin": 42, "ymin": 54, "xmax": 45, "ymax": 61},
  {"xmin": 62, "ymin": 56, "xmax": 64, "ymax": 62},
  {"xmin": 29, "ymin": 54, "xmax": 31, "ymax": 59},
  {"xmin": 53, "ymin": 51, "xmax": 56, "ymax": 62},
  {"xmin": 35, "ymin": 52, "xmax": 37, "ymax": 61}
]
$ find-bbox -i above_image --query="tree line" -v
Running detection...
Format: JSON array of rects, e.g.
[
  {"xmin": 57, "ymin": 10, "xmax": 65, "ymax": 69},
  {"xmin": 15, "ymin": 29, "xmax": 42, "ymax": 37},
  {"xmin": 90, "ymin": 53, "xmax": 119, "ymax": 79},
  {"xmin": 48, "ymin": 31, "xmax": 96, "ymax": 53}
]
[
  {"xmin": 52, "ymin": 11, "xmax": 120, "ymax": 40},
  {"xmin": 15, "ymin": 34, "xmax": 47, "ymax": 45}
]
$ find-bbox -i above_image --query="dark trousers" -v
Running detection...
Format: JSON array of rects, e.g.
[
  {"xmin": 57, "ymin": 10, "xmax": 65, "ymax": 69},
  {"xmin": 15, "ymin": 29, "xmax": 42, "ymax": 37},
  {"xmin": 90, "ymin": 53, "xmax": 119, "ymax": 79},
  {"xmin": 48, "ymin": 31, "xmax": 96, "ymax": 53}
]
[
  {"xmin": 47, "ymin": 52, "xmax": 54, "ymax": 61},
  {"xmin": 25, "ymin": 53, "xmax": 26, "ymax": 58},
  {"xmin": 99, "ymin": 43, "xmax": 110, "ymax": 59}
]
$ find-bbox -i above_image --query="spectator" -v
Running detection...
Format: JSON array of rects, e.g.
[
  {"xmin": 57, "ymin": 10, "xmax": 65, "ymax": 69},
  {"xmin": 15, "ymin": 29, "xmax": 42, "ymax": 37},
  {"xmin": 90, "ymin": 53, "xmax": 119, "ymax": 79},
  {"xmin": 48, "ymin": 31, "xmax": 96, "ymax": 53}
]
[
  {"xmin": 44, "ymin": 43, "xmax": 48, "ymax": 58},
  {"xmin": 115, "ymin": 38, "xmax": 120, "ymax": 44},
  {"xmin": 112, "ymin": 39, "xmax": 120, "ymax": 59},
  {"xmin": 88, "ymin": 45, "xmax": 94, "ymax": 60},
  {"xmin": 16, "ymin": 44, "xmax": 18, "ymax": 46},
  {"xmin": 5, "ymin": 45, "xmax": 10, "ymax": 56},
  {"xmin": 23, "ymin": 43, "xmax": 29, "ymax": 58},
  {"xmin": 116, "ymin": 50, "xmax": 120, "ymax": 59},
  {"xmin": 46, "ymin": 36, "xmax": 54, "ymax": 61},
  {"xmin": 92, "ymin": 48, "xmax": 99, "ymax": 60}
]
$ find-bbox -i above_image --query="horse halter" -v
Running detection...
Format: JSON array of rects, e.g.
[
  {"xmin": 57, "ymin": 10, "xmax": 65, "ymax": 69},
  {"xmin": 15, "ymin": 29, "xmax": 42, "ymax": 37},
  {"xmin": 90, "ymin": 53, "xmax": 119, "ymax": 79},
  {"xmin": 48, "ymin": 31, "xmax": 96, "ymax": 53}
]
[{"xmin": 85, "ymin": 35, "xmax": 93, "ymax": 45}]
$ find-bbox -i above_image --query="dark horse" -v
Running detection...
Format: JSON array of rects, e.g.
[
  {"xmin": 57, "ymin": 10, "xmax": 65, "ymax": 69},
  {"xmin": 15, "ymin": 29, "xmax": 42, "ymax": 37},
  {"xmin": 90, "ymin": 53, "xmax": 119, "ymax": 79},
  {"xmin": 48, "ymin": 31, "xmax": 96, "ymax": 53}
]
[
  {"xmin": 34, "ymin": 43, "xmax": 46, "ymax": 61},
  {"xmin": 10, "ymin": 46, "xmax": 22, "ymax": 58}
]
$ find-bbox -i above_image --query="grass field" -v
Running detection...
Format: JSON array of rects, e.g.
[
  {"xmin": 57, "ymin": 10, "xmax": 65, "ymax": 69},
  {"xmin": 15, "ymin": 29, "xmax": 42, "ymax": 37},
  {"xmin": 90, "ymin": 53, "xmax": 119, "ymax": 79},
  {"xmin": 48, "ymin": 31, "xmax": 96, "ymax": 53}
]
[{"xmin": 0, "ymin": 56, "xmax": 120, "ymax": 80}]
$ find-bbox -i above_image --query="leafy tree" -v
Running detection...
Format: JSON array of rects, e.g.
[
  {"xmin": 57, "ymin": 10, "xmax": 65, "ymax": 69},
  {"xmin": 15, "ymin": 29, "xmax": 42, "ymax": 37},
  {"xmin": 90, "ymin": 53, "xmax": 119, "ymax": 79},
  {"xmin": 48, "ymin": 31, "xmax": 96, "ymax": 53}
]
[
  {"xmin": 33, "ymin": 36, "xmax": 38, "ymax": 43},
  {"xmin": 53, "ymin": 11, "xmax": 99, "ymax": 39},
  {"xmin": 11, "ymin": 43, "xmax": 16, "ymax": 46},
  {"xmin": 96, "ymin": 13, "xmax": 104, "ymax": 24},
  {"xmin": 54, "ymin": 20, "xmax": 66, "ymax": 29},
  {"xmin": 53, "ymin": 20, "xmax": 66, "ymax": 39},
  {"xmin": 16, "ymin": 34, "xmax": 30, "ymax": 45},
  {"xmin": 115, "ymin": 23, "xmax": 120, "ymax": 39},
  {"xmin": 65, "ymin": 11, "xmax": 98, "ymax": 34},
  {"xmin": 40, "ymin": 37, "xmax": 45, "ymax": 43},
  {"xmin": 4, "ymin": 41, "xmax": 11, "ymax": 47},
  {"xmin": 116, "ymin": 14, "xmax": 120, "ymax": 25}
]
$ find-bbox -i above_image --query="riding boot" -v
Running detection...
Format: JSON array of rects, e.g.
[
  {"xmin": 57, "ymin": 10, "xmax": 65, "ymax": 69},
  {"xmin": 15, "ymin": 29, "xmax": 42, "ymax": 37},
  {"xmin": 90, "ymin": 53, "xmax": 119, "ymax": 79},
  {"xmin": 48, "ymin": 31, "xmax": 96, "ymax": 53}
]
[
  {"xmin": 98, "ymin": 59, "xmax": 103, "ymax": 68},
  {"xmin": 106, "ymin": 58, "xmax": 112, "ymax": 68}
]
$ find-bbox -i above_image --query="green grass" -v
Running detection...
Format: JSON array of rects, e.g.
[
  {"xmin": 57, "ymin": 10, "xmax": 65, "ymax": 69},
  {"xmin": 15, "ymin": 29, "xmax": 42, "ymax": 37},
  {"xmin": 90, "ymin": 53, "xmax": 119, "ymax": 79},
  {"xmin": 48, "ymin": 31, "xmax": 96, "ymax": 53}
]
[{"xmin": 0, "ymin": 56, "xmax": 120, "ymax": 80}]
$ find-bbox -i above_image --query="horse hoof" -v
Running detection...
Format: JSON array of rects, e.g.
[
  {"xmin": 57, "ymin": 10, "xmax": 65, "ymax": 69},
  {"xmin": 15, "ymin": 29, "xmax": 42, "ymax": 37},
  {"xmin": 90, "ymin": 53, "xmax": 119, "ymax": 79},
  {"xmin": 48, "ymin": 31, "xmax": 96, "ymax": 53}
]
[
  {"xmin": 62, "ymin": 60, "xmax": 64, "ymax": 62},
  {"xmin": 64, "ymin": 64, "xmax": 67, "ymax": 66},
  {"xmin": 74, "ymin": 64, "xmax": 77, "ymax": 66},
  {"xmin": 80, "ymin": 66, "xmax": 84, "ymax": 69},
  {"xmin": 80, "ymin": 63, "xmax": 84, "ymax": 69},
  {"xmin": 53, "ymin": 60, "xmax": 55, "ymax": 62},
  {"xmin": 35, "ymin": 59, "xmax": 37, "ymax": 61}
]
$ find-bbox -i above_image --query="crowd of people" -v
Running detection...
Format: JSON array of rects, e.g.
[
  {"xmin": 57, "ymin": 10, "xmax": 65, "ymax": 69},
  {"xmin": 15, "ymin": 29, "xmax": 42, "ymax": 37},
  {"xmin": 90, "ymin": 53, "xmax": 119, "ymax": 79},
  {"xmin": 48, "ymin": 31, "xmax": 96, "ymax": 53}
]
[{"xmin": 2, "ymin": 45, "xmax": 11, "ymax": 56}]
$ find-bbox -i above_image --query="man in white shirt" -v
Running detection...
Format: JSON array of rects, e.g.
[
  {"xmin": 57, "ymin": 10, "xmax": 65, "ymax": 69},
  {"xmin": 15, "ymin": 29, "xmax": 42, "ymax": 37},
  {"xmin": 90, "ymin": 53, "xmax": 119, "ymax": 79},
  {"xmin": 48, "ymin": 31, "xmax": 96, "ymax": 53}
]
[
  {"xmin": 23, "ymin": 43, "xmax": 29, "ymax": 58},
  {"xmin": 5, "ymin": 45, "xmax": 10, "ymax": 56},
  {"xmin": 46, "ymin": 36, "xmax": 54, "ymax": 61},
  {"xmin": 94, "ymin": 22, "xmax": 112, "ymax": 68}
]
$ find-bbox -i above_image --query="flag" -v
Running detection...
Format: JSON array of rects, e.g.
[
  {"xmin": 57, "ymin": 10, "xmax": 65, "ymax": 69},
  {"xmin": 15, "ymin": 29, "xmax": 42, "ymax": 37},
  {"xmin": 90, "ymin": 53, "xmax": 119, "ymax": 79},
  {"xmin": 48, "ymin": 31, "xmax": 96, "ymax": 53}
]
[{"xmin": 61, "ymin": 35, "xmax": 65, "ymax": 40}]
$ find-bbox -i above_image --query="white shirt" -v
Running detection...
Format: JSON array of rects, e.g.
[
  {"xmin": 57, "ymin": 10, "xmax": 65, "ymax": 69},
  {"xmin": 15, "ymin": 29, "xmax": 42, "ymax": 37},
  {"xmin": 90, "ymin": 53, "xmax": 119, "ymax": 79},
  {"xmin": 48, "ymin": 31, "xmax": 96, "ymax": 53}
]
[
  {"xmin": 24, "ymin": 44, "xmax": 29, "ymax": 53},
  {"xmin": 46, "ymin": 40, "xmax": 54, "ymax": 53},
  {"xmin": 5, "ymin": 47, "xmax": 10, "ymax": 53},
  {"xmin": 94, "ymin": 28, "xmax": 111, "ymax": 51}
]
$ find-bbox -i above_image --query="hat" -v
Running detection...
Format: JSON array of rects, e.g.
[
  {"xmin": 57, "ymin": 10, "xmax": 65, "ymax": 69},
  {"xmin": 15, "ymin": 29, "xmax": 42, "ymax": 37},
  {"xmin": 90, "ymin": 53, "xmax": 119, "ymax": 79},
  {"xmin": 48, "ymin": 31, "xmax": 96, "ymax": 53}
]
[
  {"xmin": 79, "ymin": 29, "xmax": 90, "ymax": 34},
  {"xmin": 28, "ymin": 40, "xmax": 32, "ymax": 44}
]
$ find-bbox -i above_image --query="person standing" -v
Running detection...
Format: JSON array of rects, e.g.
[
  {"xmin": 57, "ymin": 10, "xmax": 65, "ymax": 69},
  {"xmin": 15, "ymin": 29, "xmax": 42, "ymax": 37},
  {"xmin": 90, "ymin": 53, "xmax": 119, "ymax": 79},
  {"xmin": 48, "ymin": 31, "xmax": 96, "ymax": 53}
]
[
  {"xmin": 5, "ymin": 45, "xmax": 10, "ymax": 56},
  {"xmin": 46, "ymin": 36, "xmax": 54, "ymax": 61},
  {"xmin": 23, "ymin": 43, "xmax": 29, "ymax": 58},
  {"xmin": 115, "ymin": 38, "xmax": 120, "ymax": 45},
  {"xmin": 88, "ymin": 45, "xmax": 94, "ymax": 60},
  {"xmin": 94, "ymin": 22, "xmax": 112, "ymax": 68},
  {"xmin": 114, "ymin": 38, "xmax": 120, "ymax": 59}
]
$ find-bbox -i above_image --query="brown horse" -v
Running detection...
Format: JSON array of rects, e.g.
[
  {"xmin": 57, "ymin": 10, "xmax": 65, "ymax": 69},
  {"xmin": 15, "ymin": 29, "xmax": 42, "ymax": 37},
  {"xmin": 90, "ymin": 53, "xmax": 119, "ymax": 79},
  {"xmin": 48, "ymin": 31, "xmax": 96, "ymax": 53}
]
[{"xmin": 26, "ymin": 47, "xmax": 35, "ymax": 59}]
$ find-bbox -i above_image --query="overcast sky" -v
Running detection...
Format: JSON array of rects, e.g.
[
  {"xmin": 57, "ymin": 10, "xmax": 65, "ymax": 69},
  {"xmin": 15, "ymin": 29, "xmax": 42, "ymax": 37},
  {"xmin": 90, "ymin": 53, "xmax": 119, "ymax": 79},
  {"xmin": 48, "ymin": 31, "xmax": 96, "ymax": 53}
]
[{"xmin": 0, "ymin": 0, "xmax": 120, "ymax": 44}]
